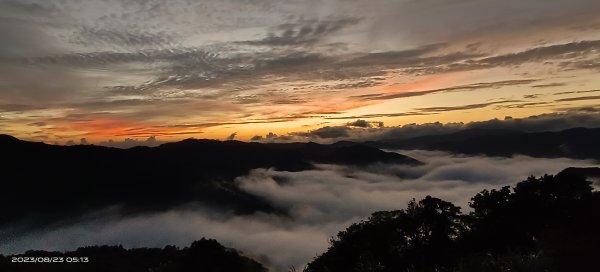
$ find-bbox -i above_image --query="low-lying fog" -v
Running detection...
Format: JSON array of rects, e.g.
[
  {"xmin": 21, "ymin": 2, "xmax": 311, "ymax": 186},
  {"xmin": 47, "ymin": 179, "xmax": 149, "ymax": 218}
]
[{"xmin": 2, "ymin": 150, "xmax": 598, "ymax": 271}]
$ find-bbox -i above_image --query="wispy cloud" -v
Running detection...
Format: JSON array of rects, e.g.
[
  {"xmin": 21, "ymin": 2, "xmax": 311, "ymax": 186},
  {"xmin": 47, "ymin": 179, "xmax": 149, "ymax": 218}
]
[
  {"xmin": 2, "ymin": 0, "xmax": 600, "ymax": 142},
  {"xmin": 555, "ymin": 95, "xmax": 600, "ymax": 102},
  {"xmin": 240, "ymin": 17, "xmax": 361, "ymax": 47},
  {"xmin": 351, "ymin": 80, "xmax": 538, "ymax": 101},
  {"xmin": 414, "ymin": 100, "xmax": 521, "ymax": 113}
]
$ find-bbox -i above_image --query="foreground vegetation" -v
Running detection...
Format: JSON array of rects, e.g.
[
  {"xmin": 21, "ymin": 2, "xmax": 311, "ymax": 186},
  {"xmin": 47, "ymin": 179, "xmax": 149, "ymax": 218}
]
[
  {"xmin": 305, "ymin": 172, "xmax": 599, "ymax": 272},
  {"xmin": 1, "ymin": 171, "xmax": 597, "ymax": 272},
  {"xmin": 0, "ymin": 238, "xmax": 266, "ymax": 272}
]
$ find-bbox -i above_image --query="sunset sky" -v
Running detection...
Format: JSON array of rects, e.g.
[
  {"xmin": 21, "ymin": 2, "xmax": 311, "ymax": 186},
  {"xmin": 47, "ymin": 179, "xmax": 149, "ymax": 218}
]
[{"xmin": 1, "ymin": 0, "xmax": 600, "ymax": 144}]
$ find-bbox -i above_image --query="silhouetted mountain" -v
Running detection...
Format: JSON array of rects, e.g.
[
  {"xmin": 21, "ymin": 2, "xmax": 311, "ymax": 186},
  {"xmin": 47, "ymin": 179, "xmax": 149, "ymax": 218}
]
[
  {"xmin": 559, "ymin": 167, "xmax": 600, "ymax": 188},
  {"xmin": 374, "ymin": 128, "xmax": 518, "ymax": 148},
  {"xmin": 559, "ymin": 167, "xmax": 600, "ymax": 179},
  {"xmin": 372, "ymin": 127, "xmax": 600, "ymax": 160},
  {"xmin": 0, "ymin": 238, "xmax": 266, "ymax": 272},
  {"xmin": 0, "ymin": 135, "xmax": 419, "ymax": 231}
]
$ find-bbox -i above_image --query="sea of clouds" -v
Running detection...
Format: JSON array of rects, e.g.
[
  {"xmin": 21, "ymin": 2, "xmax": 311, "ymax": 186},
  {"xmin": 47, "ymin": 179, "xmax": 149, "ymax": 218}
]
[{"xmin": 2, "ymin": 150, "xmax": 598, "ymax": 271}]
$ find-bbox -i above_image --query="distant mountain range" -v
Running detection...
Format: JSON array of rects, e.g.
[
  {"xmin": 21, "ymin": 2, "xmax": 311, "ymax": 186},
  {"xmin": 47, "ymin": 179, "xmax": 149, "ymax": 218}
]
[
  {"xmin": 369, "ymin": 127, "xmax": 600, "ymax": 160},
  {"xmin": 0, "ymin": 135, "xmax": 419, "ymax": 231},
  {"xmin": 2, "ymin": 127, "xmax": 598, "ymax": 234}
]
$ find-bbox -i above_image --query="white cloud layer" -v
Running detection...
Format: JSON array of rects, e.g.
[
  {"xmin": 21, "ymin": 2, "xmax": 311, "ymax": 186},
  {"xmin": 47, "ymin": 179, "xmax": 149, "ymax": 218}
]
[{"xmin": 1, "ymin": 151, "xmax": 598, "ymax": 271}]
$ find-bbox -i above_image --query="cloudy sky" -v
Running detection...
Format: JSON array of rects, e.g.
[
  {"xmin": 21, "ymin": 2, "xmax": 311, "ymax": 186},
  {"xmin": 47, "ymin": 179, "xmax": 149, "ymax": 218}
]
[{"xmin": 1, "ymin": 0, "xmax": 600, "ymax": 143}]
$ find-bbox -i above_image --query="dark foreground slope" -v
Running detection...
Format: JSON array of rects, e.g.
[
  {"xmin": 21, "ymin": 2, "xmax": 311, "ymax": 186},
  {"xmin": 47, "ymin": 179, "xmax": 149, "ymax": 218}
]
[
  {"xmin": 373, "ymin": 127, "xmax": 600, "ymax": 160},
  {"xmin": 0, "ymin": 238, "xmax": 266, "ymax": 272},
  {"xmin": 305, "ymin": 171, "xmax": 600, "ymax": 272},
  {"xmin": 0, "ymin": 135, "xmax": 419, "ymax": 230}
]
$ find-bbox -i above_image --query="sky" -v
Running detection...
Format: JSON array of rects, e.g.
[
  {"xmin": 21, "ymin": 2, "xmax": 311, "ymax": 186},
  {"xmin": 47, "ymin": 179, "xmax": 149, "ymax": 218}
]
[{"xmin": 1, "ymin": 0, "xmax": 600, "ymax": 143}]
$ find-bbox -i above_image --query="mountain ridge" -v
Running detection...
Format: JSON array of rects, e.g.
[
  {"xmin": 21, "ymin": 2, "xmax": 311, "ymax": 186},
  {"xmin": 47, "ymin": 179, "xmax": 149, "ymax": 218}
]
[
  {"xmin": 366, "ymin": 127, "xmax": 600, "ymax": 160},
  {"xmin": 0, "ymin": 134, "xmax": 420, "ymax": 232}
]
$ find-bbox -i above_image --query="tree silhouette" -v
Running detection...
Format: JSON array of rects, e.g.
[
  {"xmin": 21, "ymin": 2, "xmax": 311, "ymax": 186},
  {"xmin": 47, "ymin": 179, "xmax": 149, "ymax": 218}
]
[
  {"xmin": 306, "ymin": 173, "xmax": 599, "ymax": 272},
  {"xmin": 305, "ymin": 196, "xmax": 465, "ymax": 272},
  {"xmin": 0, "ymin": 239, "xmax": 266, "ymax": 272}
]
